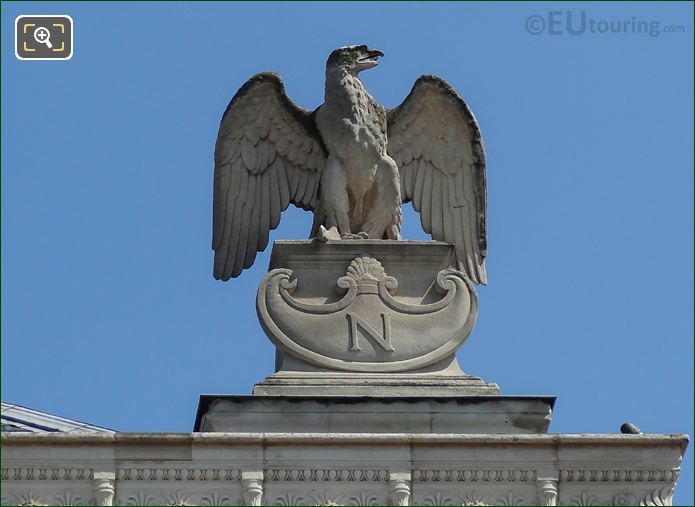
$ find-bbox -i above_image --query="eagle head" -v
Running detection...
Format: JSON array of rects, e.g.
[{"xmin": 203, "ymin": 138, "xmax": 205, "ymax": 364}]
[{"xmin": 327, "ymin": 45, "xmax": 384, "ymax": 74}]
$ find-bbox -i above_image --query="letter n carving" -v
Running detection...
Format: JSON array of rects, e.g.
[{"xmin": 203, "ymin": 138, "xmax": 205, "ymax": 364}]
[{"xmin": 347, "ymin": 312, "xmax": 395, "ymax": 352}]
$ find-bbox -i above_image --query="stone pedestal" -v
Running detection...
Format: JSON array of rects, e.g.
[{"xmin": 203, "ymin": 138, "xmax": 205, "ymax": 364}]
[{"xmin": 254, "ymin": 240, "xmax": 499, "ymax": 396}]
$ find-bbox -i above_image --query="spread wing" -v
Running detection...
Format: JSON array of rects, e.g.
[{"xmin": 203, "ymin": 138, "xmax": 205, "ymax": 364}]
[
  {"xmin": 388, "ymin": 76, "xmax": 487, "ymax": 285},
  {"xmin": 213, "ymin": 72, "xmax": 325, "ymax": 280}
]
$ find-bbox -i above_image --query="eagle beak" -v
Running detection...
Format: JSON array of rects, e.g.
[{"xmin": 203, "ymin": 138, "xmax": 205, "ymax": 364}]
[
  {"xmin": 355, "ymin": 49, "xmax": 384, "ymax": 72},
  {"xmin": 356, "ymin": 48, "xmax": 383, "ymax": 72}
]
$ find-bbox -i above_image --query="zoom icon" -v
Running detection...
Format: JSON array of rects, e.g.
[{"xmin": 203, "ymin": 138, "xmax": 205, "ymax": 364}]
[{"xmin": 16, "ymin": 15, "xmax": 73, "ymax": 60}]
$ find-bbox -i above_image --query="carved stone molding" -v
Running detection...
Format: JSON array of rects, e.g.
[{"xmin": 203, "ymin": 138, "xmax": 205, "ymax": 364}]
[
  {"xmin": 611, "ymin": 492, "xmax": 638, "ymax": 506},
  {"xmin": 309, "ymin": 493, "xmax": 345, "ymax": 506},
  {"xmin": 11, "ymin": 490, "xmax": 46, "ymax": 506},
  {"xmin": 273, "ymin": 492, "xmax": 306, "ymax": 506},
  {"xmin": 640, "ymin": 487, "xmax": 674, "ymax": 506},
  {"xmin": 241, "ymin": 481, "xmax": 263, "ymax": 505},
  {"xmin": 569, "ymin": 491, "xmax": 598, "ymax": 506},
  {"xmin": 562, "ymin": 489, "xmax": 672, "ymax": 507},
  {"xmin": 422, "ymin": 492, "xmax": 454, "ymax": 506},
  {"xmin": 2, "ymin": 468, "xmax": 93, "ymax": 481},
  {"xmin": 93, "ymin": 472, "xmax": 115, "ymax": 506},
  {"xmin": 412, "ymin": 469, "xmax": 536, "ymax": 482},
  {"xmin": 116, "ymin": 467, "xmax": 241, "ymax": 481},
  {"xmin": 165, "ymin": 491, "xmax": 195, "ymax": 506},
  {"xmin": 200, "ymin": 491, "xmax": 232, "ymax": 506},
  {"xmin": 388, "ymin": 472, "xmax": 411, "ymax": 506},
  {"xmin": 271, "ymin": 491, "xmax": 383, "ymax": 506},
  {"xmin": 497, "ymin": 492, "xmax": 525, "ymax": 506},
  {"xmin": 536, "ymin": 474, "xmax": 558, "ymax": 506},
  {"xmin": 460, "ymin": 494, "xmax": 491, "ymax": 506},
  {"xmin": 241, "ymin": 470, "xmax": 264, "ymax": 506},
  {"xmin": 265, "ymin": 468, "xmax": 388, "ymax": 482},
  {"xmin": 559, "ymin": 469, "xmax": 679, "ymax": 483},
  {"xmin": 125, "ymin": 491, "xmax": 156, "ymax": 506},
  {"xmin": 257, "ymin": 252, "xmax": 477, "ymax": 373},
  {"xmin": 422, "ymin": 492, "xmax": 491, "ymax": 506},
  {"xmin": 346, "ymin": 492, "xmax": 380, "ymax": 506},
  {"xmin": 55, "ymin": 490, "xmax": 84, "ymax": 506}
]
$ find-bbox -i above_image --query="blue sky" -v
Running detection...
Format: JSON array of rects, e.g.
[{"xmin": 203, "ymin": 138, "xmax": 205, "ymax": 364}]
[{"xmin": 2, "ymin": 1, "xmax": 693, "ymax": 504}]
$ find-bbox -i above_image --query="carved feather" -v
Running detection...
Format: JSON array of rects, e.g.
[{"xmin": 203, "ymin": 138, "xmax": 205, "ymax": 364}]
[
  {"xmin": 388, "ymin": 75, "xmax": 487, "ymax": 284},
  {"xmin": 212, "ymin": 72, "xmax": 326, "ymax": 280}
]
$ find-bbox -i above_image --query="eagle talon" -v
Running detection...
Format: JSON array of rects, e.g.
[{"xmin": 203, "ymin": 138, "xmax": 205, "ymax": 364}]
[{"xmin": 318, "ymin": 225, "xmax": 341, "ymax": 242}]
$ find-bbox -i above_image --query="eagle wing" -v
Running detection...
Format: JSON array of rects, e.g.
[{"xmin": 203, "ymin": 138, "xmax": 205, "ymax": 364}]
[
  {"xmin": 387, "ymin": 76, "xmax": 487, "ymax": 285},
  {"xmin": 213, "ymin": 72, "xmax": 326, "ymax": 280}
]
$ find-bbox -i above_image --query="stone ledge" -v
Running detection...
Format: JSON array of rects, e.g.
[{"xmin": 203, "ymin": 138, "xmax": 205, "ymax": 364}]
[
  {"xmin": 2, "ymin": 432, "xmax": 688, "ymax": 447},
  {"xmin": 2, "ymin": 431, "xmax": 687, "ymax": 506}
]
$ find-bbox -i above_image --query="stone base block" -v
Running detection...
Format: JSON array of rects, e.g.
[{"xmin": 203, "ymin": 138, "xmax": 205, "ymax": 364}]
[
  {"xmin": 255, "ymin": 353, "xmax": 500, "ymax": 396},
  {"xmin": 195, "ymin": 395, "xmax": 555, "ymax": 434},
  {"xmin": 253, "ymin": 371, "xmax": 500, "ymax": 396}
]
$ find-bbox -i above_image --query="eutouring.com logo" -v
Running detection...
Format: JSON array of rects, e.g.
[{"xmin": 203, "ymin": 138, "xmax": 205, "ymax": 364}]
[{"xmin": 525, "ymin": 11, "xmax": 686, "ymax": 37}]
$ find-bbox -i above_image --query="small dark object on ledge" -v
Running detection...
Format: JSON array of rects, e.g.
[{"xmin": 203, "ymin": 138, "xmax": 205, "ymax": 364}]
[{"xmin": 621, "ymin": 422, "xmax": 642, "ymax": 434}]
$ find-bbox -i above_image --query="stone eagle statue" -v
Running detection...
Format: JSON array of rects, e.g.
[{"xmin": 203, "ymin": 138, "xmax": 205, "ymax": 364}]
[{"xmin": 213, "ymin": 45, "xmax": 487, "ymax": 284}]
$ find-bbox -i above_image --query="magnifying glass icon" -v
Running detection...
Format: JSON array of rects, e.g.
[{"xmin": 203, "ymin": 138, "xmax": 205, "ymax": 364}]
[{"xmin": 34, "ymin": 26, "xmax": 53, "ymax": 49}]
